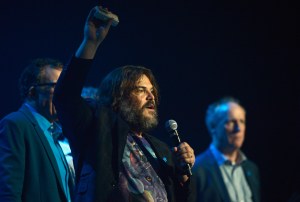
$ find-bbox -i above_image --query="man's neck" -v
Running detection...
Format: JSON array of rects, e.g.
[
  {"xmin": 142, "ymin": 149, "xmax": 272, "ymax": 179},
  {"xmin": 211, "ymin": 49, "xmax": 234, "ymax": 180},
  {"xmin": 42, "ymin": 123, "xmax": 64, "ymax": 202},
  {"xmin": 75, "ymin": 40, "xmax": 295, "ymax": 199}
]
[
  {"xmin": 132, "ymin": 130, "xmax": 143, "ymax": 138},
  {"xmin": 223, "ymin": 150, "xmax": 239, "ymax": 164},
  {"xmin": 217, "ymin": 145, "xmax": 239, "ymax": 163},
  {"xmin": 25, "ymin": 101, "xmax": 54, "ymax": 124}
]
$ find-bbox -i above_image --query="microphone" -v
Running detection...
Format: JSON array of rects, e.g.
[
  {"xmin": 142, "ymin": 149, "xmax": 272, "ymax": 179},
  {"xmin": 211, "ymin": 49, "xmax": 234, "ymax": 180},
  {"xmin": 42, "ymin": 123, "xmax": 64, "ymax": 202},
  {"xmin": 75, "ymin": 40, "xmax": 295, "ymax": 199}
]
[{"xmin": 165, "ymin": 119, "xmax": 192, "ymax": 176}]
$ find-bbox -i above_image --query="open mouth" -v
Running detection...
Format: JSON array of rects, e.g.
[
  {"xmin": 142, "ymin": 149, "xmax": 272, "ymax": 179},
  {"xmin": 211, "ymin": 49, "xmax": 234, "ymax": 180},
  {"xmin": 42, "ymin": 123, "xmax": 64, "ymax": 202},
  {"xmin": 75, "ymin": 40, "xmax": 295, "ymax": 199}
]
[
  {"xmin": 143, "ymin": 102, "xmax": 155, "ymax": 111},
  {"xmin": 144, "ymin": 102, "xmax": 155, "ymax": 110},
  {"xmin": 147, "ymin": 104, "xmax": 155, "ymax": 109}
]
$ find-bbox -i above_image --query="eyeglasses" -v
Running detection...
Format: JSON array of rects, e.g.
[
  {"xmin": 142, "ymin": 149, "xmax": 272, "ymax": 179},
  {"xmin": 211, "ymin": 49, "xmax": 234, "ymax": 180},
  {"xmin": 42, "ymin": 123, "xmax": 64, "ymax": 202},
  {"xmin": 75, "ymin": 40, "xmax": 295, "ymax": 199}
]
[
  {"xmin": 33, "ymin": 83, "xmax": 57, "ymax": 91},
  {"xmin": 34, "ymin": 82, "xmax": 57, "ymax": 87},
  {"xmin": 26, "ymin": 82, "xmax": 57, "ymax": 95}
]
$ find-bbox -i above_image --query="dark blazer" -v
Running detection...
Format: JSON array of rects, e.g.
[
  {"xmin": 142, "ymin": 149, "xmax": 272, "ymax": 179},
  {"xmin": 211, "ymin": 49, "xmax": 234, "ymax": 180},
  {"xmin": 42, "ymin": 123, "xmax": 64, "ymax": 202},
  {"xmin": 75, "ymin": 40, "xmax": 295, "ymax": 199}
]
[
  {"xmin": 53, "ymin": 57, "xmax": 195, "ymax": 202},
  {"xmin": 192, "ymin": 148, "xmax": 260, "ymax": 202},
  {"xmin": 0, "ymin": 104, "xmax": 71, "ymax": 202}
]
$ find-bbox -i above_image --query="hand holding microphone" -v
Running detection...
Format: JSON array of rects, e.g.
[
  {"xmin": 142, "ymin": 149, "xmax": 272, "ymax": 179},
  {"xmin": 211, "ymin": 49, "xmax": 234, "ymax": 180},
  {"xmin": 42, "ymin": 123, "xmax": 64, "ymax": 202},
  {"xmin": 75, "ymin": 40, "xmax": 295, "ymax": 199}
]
[{"xmin": 165, "ymin": 120, "xmax": 194, "ymax": 176}]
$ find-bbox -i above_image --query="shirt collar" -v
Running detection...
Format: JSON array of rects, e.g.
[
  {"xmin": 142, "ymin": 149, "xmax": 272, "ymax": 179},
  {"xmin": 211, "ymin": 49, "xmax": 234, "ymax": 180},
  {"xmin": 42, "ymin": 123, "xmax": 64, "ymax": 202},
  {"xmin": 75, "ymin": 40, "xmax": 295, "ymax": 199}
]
[
  {"xmin": 209, "ymin": 143, "xmax": 247, "ymax": 166},
  {"xmin": 24, "ymin": 103, "xmax": 52, "ymax": 134}
]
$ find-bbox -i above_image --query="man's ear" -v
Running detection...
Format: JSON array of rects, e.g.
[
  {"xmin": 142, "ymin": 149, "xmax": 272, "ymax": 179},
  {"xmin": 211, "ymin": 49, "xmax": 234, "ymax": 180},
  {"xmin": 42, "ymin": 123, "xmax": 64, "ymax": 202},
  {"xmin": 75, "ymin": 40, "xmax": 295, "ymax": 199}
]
[
  {"xmin": 210, "ymin": 127, "xmax": 217, "ymax": 137},
  {"xmin": 27, "ymin": 86, "xmax": 36, "ymax": 98}
]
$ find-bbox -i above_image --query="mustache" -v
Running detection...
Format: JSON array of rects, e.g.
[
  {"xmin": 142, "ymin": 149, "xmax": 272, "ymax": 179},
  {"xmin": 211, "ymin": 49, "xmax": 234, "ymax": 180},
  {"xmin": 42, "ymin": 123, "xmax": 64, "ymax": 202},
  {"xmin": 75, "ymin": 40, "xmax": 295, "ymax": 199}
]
[{"xmin": 142, "ymin": 100, "xmax": 156, "ymax": 109}]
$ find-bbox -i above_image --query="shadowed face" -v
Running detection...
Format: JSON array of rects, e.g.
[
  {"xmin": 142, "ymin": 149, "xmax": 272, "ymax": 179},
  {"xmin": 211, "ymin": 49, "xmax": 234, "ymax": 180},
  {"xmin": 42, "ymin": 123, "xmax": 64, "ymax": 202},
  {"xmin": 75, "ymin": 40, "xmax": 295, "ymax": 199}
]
[
  {"xmin": 212, "ymin": 102, "xmax": 246, "ymax": 152},
  {"xmin": 119, "ymin": 74, "xmax": 158, "ymax": 133},
  {"xmin": 32, "ymin": 66, "xmax": 62, "ymax": 122}
]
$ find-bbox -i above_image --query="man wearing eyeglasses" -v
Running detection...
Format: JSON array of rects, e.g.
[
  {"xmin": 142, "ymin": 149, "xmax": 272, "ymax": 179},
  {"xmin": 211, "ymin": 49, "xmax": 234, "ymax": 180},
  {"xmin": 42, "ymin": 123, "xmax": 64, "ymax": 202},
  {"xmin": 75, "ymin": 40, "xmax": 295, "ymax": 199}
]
[{"xmin": 0, "ymin": 58, "xmax": 73, "ymax": 202}]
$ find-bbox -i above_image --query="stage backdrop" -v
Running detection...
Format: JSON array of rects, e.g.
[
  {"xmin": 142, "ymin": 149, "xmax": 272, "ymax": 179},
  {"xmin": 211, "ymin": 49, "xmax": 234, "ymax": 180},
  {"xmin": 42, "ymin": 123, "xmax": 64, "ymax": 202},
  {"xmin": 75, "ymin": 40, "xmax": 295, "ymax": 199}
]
[{"xmin": 0, "ymin": 0, "xmax": 298, "ymax": 201}]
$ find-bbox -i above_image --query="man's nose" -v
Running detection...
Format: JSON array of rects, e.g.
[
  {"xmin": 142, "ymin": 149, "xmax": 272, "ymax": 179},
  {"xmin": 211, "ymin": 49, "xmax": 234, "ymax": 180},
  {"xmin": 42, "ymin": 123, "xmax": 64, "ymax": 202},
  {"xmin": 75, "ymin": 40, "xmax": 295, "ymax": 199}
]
[
  {"xmin": 146, "ymin": 91, "xmax": 155, "ymax": 100},
  {"xmin": 234, "ymin": 122, "xmax": 241, "ymax": 132}
]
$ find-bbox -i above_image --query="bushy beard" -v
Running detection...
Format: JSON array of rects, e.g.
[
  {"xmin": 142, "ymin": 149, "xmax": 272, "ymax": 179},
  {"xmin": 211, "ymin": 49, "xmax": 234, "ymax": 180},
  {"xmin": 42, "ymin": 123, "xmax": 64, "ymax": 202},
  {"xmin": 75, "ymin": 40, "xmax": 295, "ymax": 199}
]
[{"xmin": 119, "ymin": 98, "xmax": 158, "ymax": 133}]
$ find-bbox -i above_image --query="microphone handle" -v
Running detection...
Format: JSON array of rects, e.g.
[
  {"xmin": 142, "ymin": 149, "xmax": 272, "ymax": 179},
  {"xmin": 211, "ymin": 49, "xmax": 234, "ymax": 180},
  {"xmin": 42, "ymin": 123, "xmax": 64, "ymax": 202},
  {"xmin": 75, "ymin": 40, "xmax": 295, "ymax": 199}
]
[
  {"xmin": 170, "ymin": 130, "xmax": 192, "ymax": 176},
  {"xmin": 170, "ymin": 130, "xmax": 181, "ymax": 146}
]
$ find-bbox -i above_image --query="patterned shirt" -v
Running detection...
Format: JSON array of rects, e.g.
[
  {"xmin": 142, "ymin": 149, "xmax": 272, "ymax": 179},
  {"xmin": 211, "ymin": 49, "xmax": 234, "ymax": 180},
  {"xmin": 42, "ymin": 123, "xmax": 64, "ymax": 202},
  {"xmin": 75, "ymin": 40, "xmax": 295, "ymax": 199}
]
[{"xmin": 115, "ymin": 134, "xmax": 168, "ymax": 202}]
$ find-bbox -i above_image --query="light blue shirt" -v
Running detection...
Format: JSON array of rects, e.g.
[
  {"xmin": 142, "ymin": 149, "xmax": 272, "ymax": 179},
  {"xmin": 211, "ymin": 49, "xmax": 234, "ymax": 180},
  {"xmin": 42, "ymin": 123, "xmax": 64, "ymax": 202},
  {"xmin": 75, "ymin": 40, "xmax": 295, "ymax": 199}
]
[
  {"xmin": 210, "ymin": 144, "xmax": 253, "ymax": 202},
  {"xmin": 59, "ymin": 138, "xmax": 75, "ymax": 184},
  {"xmin": 25, "ymin": 103, "xmax": 71, "ymax": 202}
]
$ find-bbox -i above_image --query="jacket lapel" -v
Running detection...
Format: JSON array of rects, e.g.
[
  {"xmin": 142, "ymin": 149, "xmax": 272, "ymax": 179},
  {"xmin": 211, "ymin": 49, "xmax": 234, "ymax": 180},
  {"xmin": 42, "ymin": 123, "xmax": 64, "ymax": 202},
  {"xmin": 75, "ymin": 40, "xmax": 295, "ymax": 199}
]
[
  {"xmin": 205, "ymin": 149, "xmax": 231, "ymax": 202},
  {"xmin": 242, "ymin": 161, "xmax": 259, "ymax": 202},
  {"xmin": 143, "ymin": 135, "xmax": 166, "ymax": 162},
  {"xmin": 19, "ymin": 104, "xmax": 66, "ymax": 199},
  {"xmin": 143, "ymin": 135, "xmax": 173, "ymax": 176}
]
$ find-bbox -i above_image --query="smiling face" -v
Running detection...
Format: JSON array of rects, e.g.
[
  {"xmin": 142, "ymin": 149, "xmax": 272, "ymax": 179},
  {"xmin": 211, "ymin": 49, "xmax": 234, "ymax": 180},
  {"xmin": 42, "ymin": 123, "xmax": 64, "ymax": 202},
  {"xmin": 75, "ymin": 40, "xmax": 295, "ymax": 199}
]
[
  {"xmin": 212, "ymin": 102, "xmax": 246, "ymax": 153},
  {"xmin": 119, "ymin": 74, "xmax": 158, "ymax": 134}
]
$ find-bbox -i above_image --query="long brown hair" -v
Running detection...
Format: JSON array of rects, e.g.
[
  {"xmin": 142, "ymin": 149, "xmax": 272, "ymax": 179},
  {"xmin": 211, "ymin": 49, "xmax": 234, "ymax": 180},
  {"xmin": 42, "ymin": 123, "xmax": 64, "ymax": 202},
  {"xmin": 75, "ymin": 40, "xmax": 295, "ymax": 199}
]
[{"xmin": 97, "ymin": 65, "xmax": 159, "ymax": 111}]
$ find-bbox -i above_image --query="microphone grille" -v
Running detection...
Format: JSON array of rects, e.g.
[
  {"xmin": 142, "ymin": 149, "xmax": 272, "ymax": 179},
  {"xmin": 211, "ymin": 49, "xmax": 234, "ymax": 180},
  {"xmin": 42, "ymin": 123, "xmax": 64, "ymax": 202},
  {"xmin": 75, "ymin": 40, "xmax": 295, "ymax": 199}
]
[{"xmin": 165, "ymin": 119, "xmax": 178, "ymax": 132}]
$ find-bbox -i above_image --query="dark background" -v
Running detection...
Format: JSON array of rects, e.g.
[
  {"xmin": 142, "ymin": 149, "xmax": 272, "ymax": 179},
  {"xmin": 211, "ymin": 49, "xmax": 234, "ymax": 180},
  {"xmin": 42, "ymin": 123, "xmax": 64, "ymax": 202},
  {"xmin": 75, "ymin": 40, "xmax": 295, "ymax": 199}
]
[{"xmin": 0, "ymin": 0, "xmax": 298, "ymax": 201}]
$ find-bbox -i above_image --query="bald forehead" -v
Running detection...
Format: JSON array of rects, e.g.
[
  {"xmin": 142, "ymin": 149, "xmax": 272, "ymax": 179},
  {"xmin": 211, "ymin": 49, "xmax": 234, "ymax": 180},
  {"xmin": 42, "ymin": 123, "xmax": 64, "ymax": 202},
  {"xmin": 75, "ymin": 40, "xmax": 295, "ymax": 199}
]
[
  {"xmin": 215, "ymin": 102, "xmax": 245, "ymax": 114},
  {"xmin": 41, "ymin": 65, "xmax": 62, "ymax": 81}
]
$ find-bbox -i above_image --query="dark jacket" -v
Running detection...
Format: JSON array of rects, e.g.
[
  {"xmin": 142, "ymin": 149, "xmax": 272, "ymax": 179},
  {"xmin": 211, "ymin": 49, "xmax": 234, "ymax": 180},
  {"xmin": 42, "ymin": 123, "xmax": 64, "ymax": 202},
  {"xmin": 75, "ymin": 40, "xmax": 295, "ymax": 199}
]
[
  {"xmin": 192, "ymin": 148, "xmax": 260, "ymax": 202},
  {"xmin": 53, "ymin": 57, "xmax": 195, "ymax": 202},
  {"xmin": 0, "ymin": 104, "xmax": 71, "ymax": 202}
]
